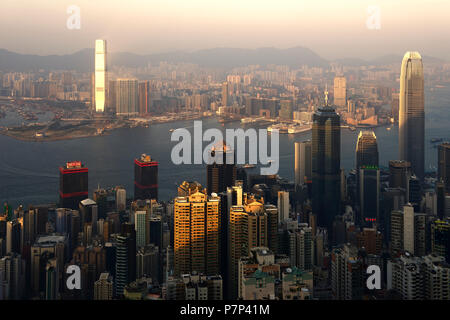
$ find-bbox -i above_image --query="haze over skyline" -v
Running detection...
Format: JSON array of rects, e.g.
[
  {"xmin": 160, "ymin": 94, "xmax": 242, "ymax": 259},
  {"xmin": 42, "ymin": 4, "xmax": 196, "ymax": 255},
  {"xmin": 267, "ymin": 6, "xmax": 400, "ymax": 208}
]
[{"xmin": 2, "ymin": 0, "xmax": 449, "ymax": 60}]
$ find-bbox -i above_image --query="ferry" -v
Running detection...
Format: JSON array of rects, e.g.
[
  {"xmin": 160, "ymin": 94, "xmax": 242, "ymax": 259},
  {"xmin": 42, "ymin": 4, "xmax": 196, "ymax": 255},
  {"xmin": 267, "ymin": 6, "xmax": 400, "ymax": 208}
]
[
  {"xmin": 288, "ymin": 124, "xmax": 311, "ymax": 134},
  {"xmin": 267, "ymin": 123, "xmax": 289, "ymax": 134}
]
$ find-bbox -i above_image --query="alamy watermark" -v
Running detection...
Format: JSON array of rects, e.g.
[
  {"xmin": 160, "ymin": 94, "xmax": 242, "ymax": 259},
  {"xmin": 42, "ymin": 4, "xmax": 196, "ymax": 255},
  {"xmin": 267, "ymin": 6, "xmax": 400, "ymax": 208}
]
[
  {"xmin": 366, "ymin": 265, "xmax": 381, "ymax": 290},
  {"xmin": 170, "ymin": 121, "xmax": 279, "ymax": 175},
  {"xmin": 66, "ymin": 265, "xmax": 81, "ymax": 290},
  {"xmin": 67, "ymin": 5, "xmax": 81, "ymax": 30},
  {"xmin": 366, "ymin": 5, "xmax": 381, "ymax": 30}
]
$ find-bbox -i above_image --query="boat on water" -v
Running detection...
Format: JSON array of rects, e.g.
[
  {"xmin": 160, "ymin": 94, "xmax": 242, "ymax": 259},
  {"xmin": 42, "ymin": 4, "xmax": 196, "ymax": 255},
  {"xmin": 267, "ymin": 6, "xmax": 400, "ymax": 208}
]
[
  {"xmin": 267, "ymin": 123, "xmax": 289, "ymax": 134},
  {"xmin": 288, "ymin": 124, "xmax": 311, "ymax": 134}
]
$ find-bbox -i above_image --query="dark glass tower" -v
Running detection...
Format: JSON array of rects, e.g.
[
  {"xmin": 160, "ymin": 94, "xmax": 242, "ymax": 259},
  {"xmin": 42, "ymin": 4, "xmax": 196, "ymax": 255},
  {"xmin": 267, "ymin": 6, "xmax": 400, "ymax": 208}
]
[
  {"xmin": 134, "ymin": 154, "xmax": 158, "ymax": 200},
  {"xmin": 59, "ymin": 161, "xmax": 88, "ymax": 210},
  {"xmin": 356, "ymin": 131, "xmax": 379, "ymax": 169},
  {"xmin": 206, "ymin": 141, "xmax": 236, "ymax": 195},
  {"xmin": 312, "ymin": 91, "xmax": 341, "ymax": 231},
  {"xmin": 359, "ymin": 166, "xmax": 380, "ymax": 225},
  {"xmin": 356, "ymin": 131, "xmax": 379, "ymax": 225},
  {"xmin": 389, "ymin": 160, "xmax": 411, "ymax": 189}
]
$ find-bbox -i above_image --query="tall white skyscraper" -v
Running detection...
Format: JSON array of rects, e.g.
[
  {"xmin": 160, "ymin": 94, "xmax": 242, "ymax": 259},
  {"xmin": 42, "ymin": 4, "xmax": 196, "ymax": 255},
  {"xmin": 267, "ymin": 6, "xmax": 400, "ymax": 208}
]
[
  {"xmin": 399, "ymin": 51, "xmax": 424, "ymax": 180},
  {"xmin": 95, "ymin": 39, "xmax": 107, "ymax": 113}
]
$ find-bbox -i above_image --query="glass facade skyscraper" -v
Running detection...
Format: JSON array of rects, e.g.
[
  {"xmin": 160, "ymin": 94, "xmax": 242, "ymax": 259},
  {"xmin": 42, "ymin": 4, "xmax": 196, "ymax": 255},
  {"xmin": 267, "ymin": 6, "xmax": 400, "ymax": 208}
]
[
  {"xmin": 312, "ymin": 94, "xmax": 341, "ymax": 231},
  {"xmin": 399, "ymin": 51, "xmax": 424, "ymax": 180},
  {"xmin": 355, "ymin": 131, "xmax": 379, "ymax": 169}
]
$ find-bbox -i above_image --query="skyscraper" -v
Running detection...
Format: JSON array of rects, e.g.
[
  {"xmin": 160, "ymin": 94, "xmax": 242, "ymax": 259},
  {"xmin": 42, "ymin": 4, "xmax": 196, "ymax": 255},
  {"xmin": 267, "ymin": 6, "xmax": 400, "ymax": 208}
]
[
  {"xmin": 138, "ymin": 80, "xmax": 151, "ymax": 115},
  {"xmin": 389, "ymin": 160, "xmax": 412, "ymax": 190},
  {"xmin": 134, "ymin": 154, "xmax": 158, "ymax": 200},
  {"xmin": 94, "ymin": 39, "xmax": 106, "ymax": 113},
  {"xmin": 59, "ymin": 161, "xmax": 88, "ymax": 210},
  {"xmin": 277, "ymin": 191, "xmax": 289, "ymax": 223},
  {"xmin": 116, "ymin": 79, "xmax": 139, "ymax": 116},
  {"xmin": 115, "ymin": 223, "xmax": 136, "ymax": 297},
  {"xmin": 359, "ymin": 167, "xmax": 380, "ymax": 225},
  {"xmin": 206, "ymin": 141, "xmax": 236, "ymax": 195},
  {"xmin": 356, "ymin": 131, "xmax": 379, "ymax": 225},
  {"xmin": 355, "ymin": 131, "xmax": 379, "ymax": 169},
  {"xmin": 312, "ymin": 89, "xmax": 341, "ymax": 231},
  {"xmin": 94, "ymin": 272, "xmax": 113, "ymax": 300},
  {"xmin": 279, "ymin": 99, "xmax": 293, "ymax": 120},
  {"xmin": 134, "ymin": 211, "xmax": 146, "ymax": 248},
  {"xmin": 173, "ymin": 191, "xmax": 220, "ymax": 276},
  {"xmin": 333, "ymin": 76, "xmax": 347, "ymax": 108},
  {"xmin": 399, "ymin": 51, "xmax": 425, "ymax": 180},
  {"xmin": 294, "ymin": 141, "xmax": 312, "ymax": 186},
  {"xmin": 221, "ymin": 82, "xmax": 229, "ymax": 107},
  {"xmin": 438, "ymin": 142, "xmax": 450, "ymax": 192}
]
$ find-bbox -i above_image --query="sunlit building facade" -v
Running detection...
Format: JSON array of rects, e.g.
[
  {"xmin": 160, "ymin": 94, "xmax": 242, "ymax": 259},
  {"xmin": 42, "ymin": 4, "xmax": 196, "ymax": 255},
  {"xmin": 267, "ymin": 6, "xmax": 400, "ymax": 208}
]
[
  {"xmin": 94, "ymin": 39, "xmax": 106, "ymax": 113},
  {"xmin": 173, "ymin": 191, "xmax": 220, "ymax": 276},
  {"xmin": 399, "ymin": 51, "xmax": 424, "ymax": 180}
]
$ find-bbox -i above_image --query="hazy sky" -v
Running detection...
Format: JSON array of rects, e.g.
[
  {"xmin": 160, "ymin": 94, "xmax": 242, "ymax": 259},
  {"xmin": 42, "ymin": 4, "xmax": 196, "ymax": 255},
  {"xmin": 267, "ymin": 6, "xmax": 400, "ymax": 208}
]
[{"xmin": 2, "ymin": 0, "xmax": 449, "ymax": 60}]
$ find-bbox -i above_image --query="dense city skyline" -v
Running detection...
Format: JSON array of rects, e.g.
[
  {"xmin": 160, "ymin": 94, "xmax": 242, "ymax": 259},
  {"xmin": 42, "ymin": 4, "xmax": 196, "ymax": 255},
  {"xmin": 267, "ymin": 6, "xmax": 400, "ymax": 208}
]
[{"xmin": 1, "ymin": 2, "xmax": 450, "ymax": 305}]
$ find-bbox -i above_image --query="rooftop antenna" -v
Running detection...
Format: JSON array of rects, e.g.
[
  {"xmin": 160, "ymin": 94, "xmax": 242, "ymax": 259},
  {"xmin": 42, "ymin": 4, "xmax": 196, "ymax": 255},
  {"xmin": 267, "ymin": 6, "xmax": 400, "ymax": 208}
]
[{"xmin": 324, "ymin": 84, "xmax": 329, "ymax": 106}]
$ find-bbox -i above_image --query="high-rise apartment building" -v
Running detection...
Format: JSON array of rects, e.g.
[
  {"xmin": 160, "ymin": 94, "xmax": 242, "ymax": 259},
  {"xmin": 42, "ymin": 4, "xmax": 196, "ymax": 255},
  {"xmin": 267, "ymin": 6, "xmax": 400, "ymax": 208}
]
[
  {"xmin": 228, "ymin": 198, "xmax": 277, "ymax": 299},
  {"xmin": 399, "ymin": 52, "xmax": 425, "ymax": 180},
  {"xmin": 387, "ymin": 254, "xmax": 450, "ymax": 300},
  {"xmin": 116, "ymin": 79, "xmax": 139, "ymax": 116},
  {"xmin": 94, "ymin": 272, "xmax": 113, "ymax": 300},
  {"xmin": 138, "ymin": 80, "xmax": 151, "ymax": 115},
  {"xmin": 173, "ymin": 191, "xmax": 220, "ymax": 276},
  {"xmin": 331, "ymin": 244, "xmax": 363, "ymax": 300}
]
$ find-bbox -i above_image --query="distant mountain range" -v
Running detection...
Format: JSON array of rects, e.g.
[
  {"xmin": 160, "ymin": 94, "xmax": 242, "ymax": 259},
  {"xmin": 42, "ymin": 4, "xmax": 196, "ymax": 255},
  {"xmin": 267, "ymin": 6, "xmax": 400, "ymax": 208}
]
[
  {"xmin": 334, "ymin": 54, "xmax": 445, "ymax": 67},
  {"xmin": 0, "ymin": 47, "xmax": 445, "ymax": 72}
]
